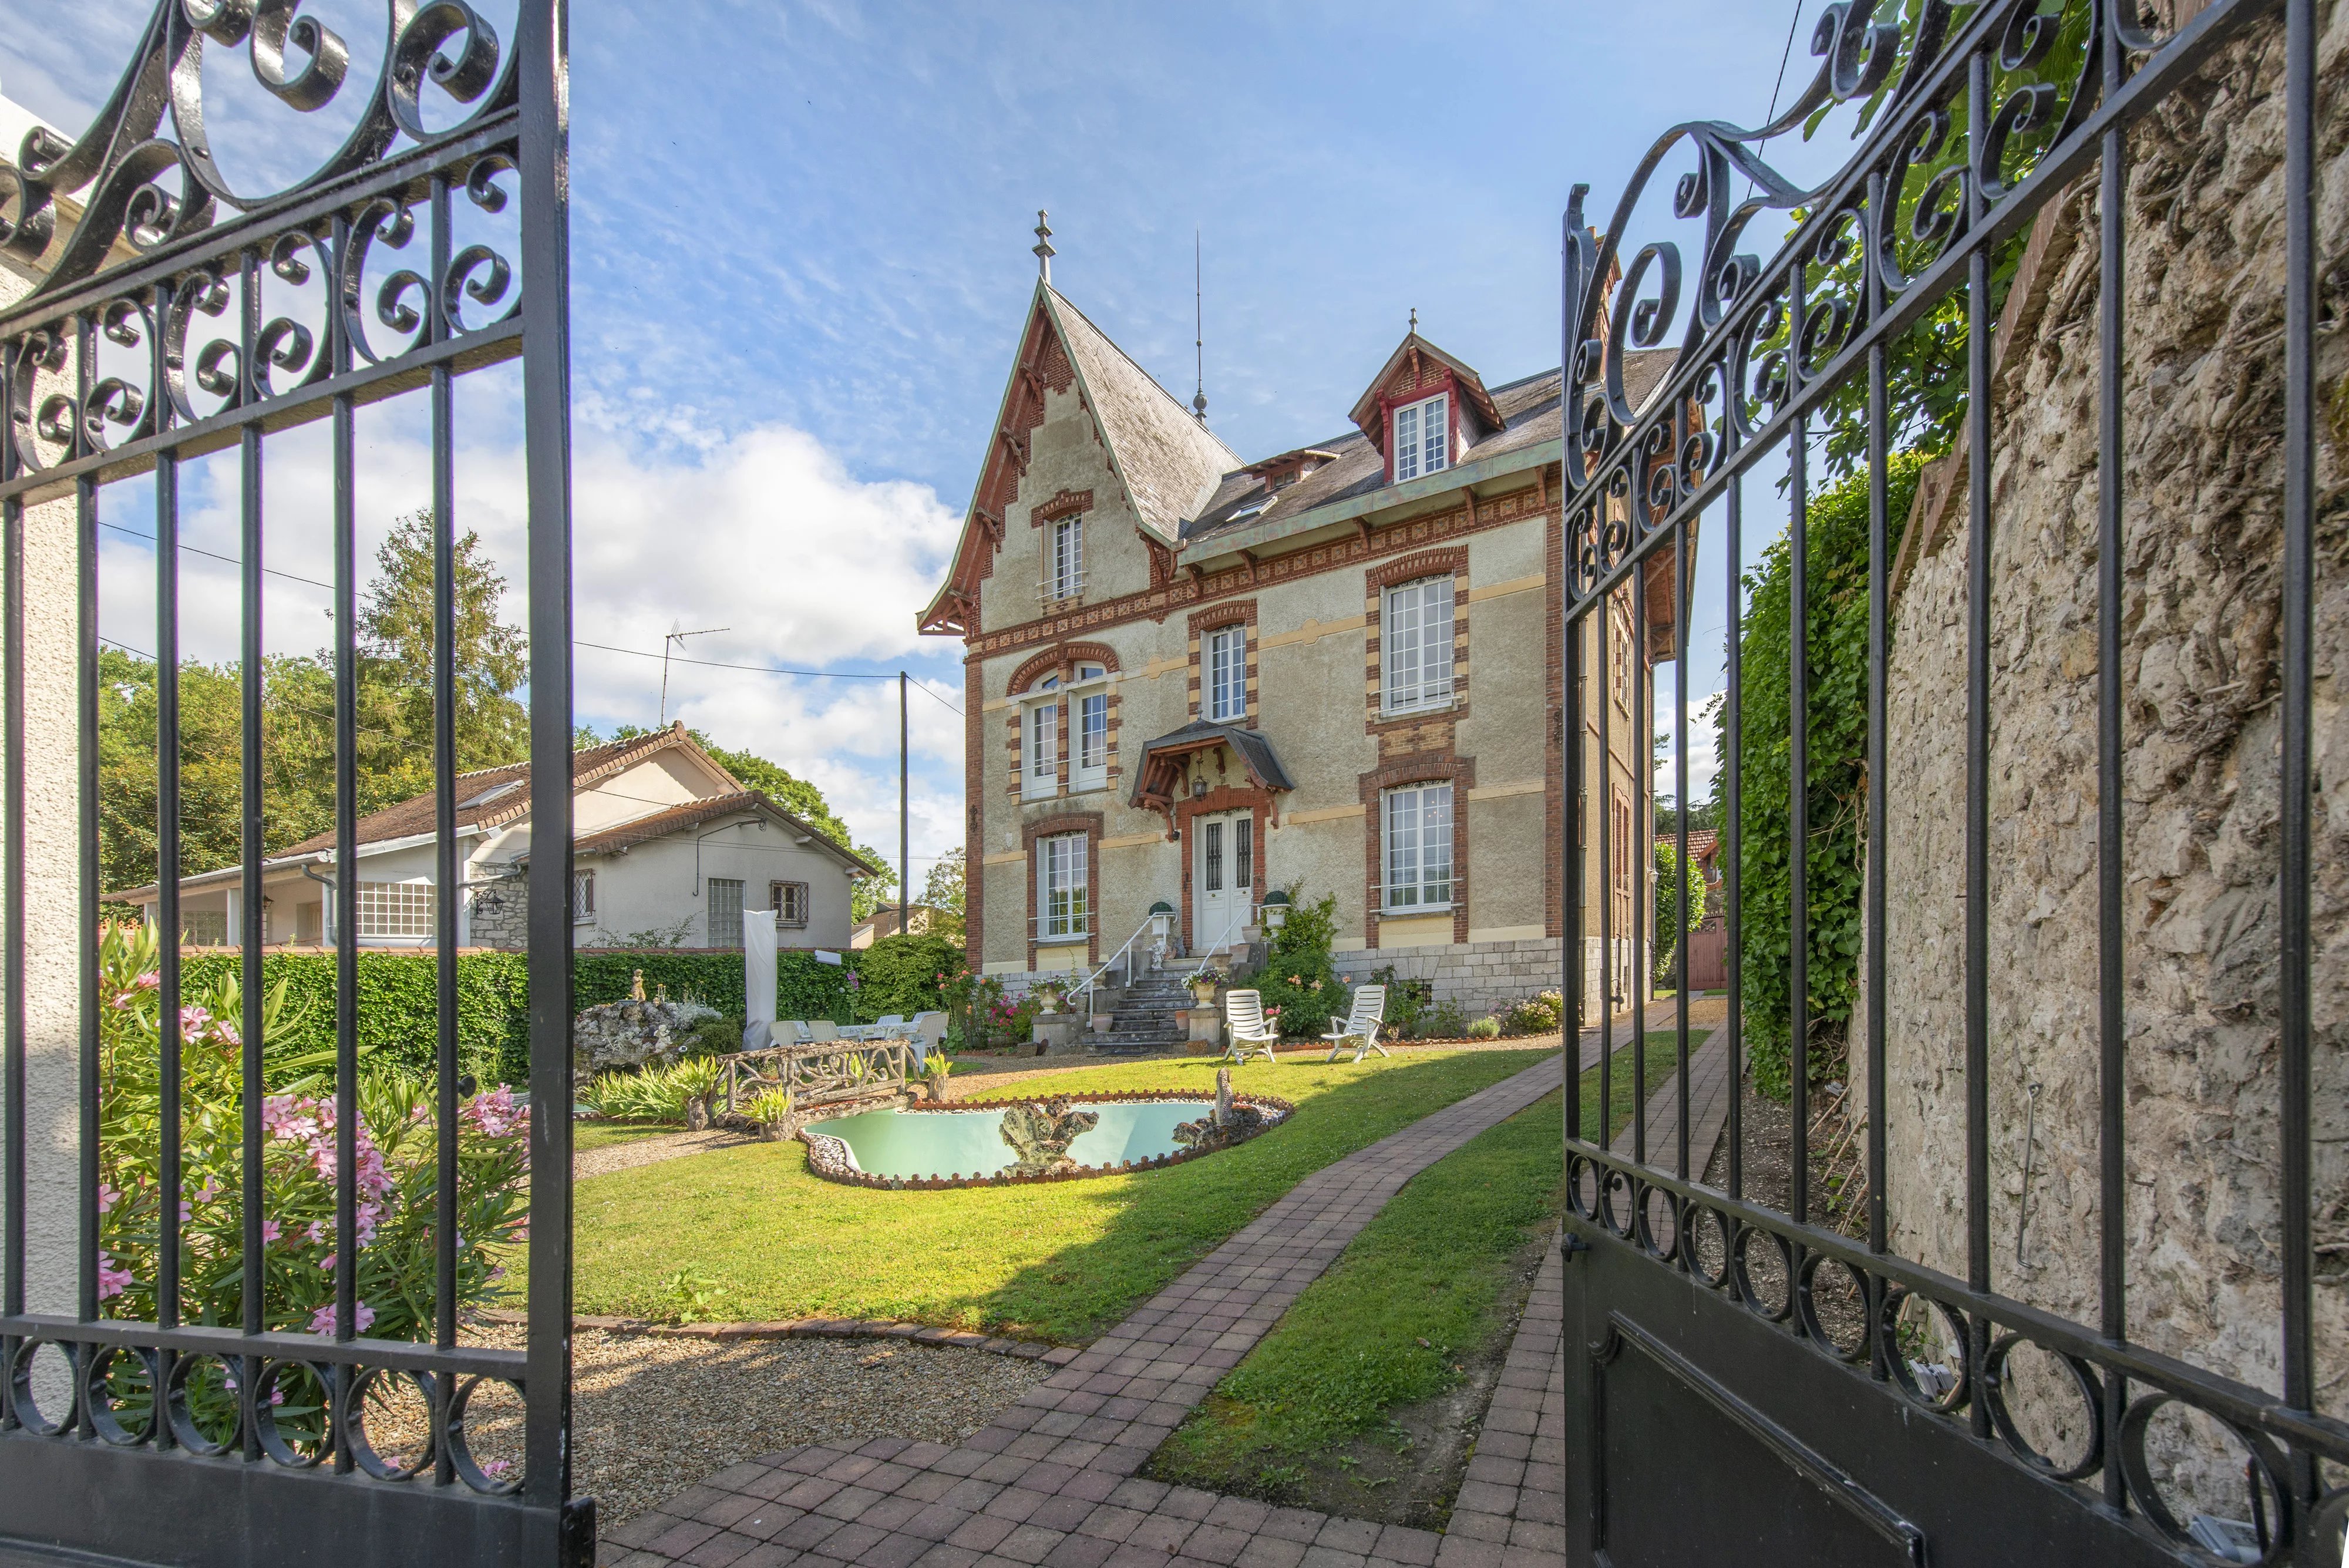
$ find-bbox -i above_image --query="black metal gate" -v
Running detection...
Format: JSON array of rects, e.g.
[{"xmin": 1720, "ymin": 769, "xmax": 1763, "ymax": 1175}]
[
  {"xmin": 1559, "ymin": 1, "xmax": 2344, "ymax": 1564},
  {"xmin": 0, "ymin": 2, "xmax": 585, "ymax": 1562}
]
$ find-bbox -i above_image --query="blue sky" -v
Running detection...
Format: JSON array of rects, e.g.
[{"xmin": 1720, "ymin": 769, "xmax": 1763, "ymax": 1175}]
[{"xmin": 4, "ymin": 0, "xmax": 1830, "ymax": 878}]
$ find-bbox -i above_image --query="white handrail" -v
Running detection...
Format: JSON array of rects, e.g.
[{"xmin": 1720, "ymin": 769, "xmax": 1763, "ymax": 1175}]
[
  {"xmin": 1068, "ymin": 911, "xmax": 1159, "ymax": 1008},
  {"xmin": 1187, "ymin": 901, "xmax": 1257, "ymax": 981}
]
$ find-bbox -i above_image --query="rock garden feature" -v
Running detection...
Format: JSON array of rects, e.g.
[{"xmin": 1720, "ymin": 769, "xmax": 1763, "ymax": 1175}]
[
  {"xmin": 571, "ymin": 972, "xmax": 721, "ymax": 1075},
  {"xmin": 997, "ymin": 1098, "xmax": 1101, "ymax": 1176}
]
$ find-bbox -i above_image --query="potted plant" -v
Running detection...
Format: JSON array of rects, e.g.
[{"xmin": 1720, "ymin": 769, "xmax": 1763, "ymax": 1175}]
[
  {"xmin": 1033, "ymin": 981, "xmax": 1065, "ymax": 1015},
  {"xmin": 1189, "ymin": 972, "xmax": 1220, "ymax": 1007},
  {"xmin": 746, "ymin": 1087, "xmax": 796, "ymax": 1140},
  {"xmin": 675, "ymin": 1054, "xmax": 724, "ymax": 1130},
  {"xmin": 921, "ymin": 1054, "xmax": 953, "ymax": 1103}
]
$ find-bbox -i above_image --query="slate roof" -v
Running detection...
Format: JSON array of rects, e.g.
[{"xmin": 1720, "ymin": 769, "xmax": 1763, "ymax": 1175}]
[
  {"xmin": 1045, "ymin": 286, "xmax": 1239, "ymax": 546},
  {"xmin": 1182, "ymin": 349, "xmax": 1678, "ymax": 551},
  {"xmin": 1128, "ymin": 720, "xmax": 1297, "ymax": 807}
]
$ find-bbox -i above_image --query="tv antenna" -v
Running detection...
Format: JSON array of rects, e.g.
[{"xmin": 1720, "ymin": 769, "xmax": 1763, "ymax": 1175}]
[{"xmin": 659, "ymin": 623, "xmax": 730, "ymax": 725}]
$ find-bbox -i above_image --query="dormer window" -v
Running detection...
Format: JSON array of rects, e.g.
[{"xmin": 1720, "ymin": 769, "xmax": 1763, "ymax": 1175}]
[{"xmin": 1393, "ymin": 393, "xmax": 1449, "ymax": 483}]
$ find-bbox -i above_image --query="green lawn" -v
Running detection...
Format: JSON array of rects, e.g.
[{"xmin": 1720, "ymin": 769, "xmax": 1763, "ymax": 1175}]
[
  {"xmin": 524, "ymin": 1048, "xmax": 1555, "ymax": 1343},
  {"xmin": 1147, "ymin": 1032, "xmax": 1685, "ymax": 1506}
]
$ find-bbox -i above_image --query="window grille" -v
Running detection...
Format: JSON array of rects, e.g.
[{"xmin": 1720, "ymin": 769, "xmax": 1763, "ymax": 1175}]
[
  {"xmin": 356, "ymin": 881, "xmax": 433, "ymax": 941},
  {"xmin": 708, "ymin": 877, "xmax": 746, "ymax": 948},
  {"xmin": 1039, "ymin": 833, "xmax": 1089, "ymax": 939},
  {"xmin": 571, "ymin": 870, "xmax": 595, "ymax": 922},
  {"xmin": 771, "ymin": 880, "xmax": 810, "ymax": 927},
  {"xmin": 1234, "ymin": 816, "xmax": 1253, "ymax": 891},
  {"xmin": 1206, "ymin": 624, "xmax": 1246, "ymax": 721},
  {"xmin": 1382, "ymin": 783, "xmax": 1453, "ymax": 910},
  {"xmin": 180, "ymin": 910, "xmax": 228, "ymax": 947},
  {"xmin": 1382, "ymin": 576, "xmax": 1456, "ymax": 713}
]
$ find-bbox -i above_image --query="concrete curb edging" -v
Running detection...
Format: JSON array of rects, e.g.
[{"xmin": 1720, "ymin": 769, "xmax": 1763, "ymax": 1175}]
[{"xmin": 473, "ymin": 1308, "xmax": 1081, "ymax": 1367}]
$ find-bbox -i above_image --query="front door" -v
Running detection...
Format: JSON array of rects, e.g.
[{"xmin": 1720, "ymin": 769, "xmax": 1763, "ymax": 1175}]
[{"xmin": 1192, "ymin": 810, "xmax": 1253, "ymax": 953}]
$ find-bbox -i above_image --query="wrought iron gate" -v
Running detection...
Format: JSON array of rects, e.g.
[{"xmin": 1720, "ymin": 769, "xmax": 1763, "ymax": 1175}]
[
  {"xmin": 1559, "ymin": 1, "xmax": 2344, "ymax": 1564},
  {"xmin": 0, "ymin": 2, "xmax": 585, "ymax": 1562}
]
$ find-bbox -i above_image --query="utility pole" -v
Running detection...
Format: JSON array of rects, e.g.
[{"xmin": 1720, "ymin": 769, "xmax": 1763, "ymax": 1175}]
[
  {"xmin": 899, "ymin": 671, "xmax": 910, "ymax": 937},
  {"xmin": 659, "ymin": 624, "xmax": 728, "ymax": 725}
]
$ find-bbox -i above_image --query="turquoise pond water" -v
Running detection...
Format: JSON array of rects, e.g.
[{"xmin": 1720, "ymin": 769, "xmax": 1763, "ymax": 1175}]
[{"xmin": 804, "ymin": 1101, "xmax": 1206, "ymax": 1180}]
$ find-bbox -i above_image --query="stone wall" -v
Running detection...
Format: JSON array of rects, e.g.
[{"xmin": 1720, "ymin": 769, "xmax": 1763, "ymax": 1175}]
[
  {"xmin": 1853, "ymin": 6, "xmax": 2348, "ymax": 1497},
  {"xmin": 1335, "ymin": 937, "xmax": 1567, "ymax": 1015}
]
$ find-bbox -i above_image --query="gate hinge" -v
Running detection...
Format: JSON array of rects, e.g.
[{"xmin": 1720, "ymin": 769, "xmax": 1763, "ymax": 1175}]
[{"xmin": 1561, "ymin": 1233, "xmax": 1591, "ymax": 1260}]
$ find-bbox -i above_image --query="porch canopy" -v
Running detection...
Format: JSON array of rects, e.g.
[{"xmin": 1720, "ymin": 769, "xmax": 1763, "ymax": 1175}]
[{"xmin": 1129, "ymin": 720, "xmax": 1295, "ymax": 829}]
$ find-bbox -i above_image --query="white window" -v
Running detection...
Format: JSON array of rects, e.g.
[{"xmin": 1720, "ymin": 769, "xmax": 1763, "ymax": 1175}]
[
  {"xmin": 708, "ymin": 877, "xmax": 746, "ymax": 948},
  {"xmin": 1045, "ymin": 516, "xmax": 1084, "ymax": 601},
  {"xmin": 1392, "ymin": 393, "xmax": 1449, "ymax": 483},
  {"xmin": 1075, "ymin": 691, "xmax": 1109, "ymax": 791},
  {"xmin": 1382, "ymin": 575, "xmax": 1456, "ymax": 713},
  {"xmin": 1025, "ymin": 697, "xmax": 1060, "ymax": 798},
  {"xmin": 1383, "ymin": 783, "xmax": 1454, "ymax": 911},
  {"xmin": 1039, "ymin": 833, "xmax": 1089, "ymax": 940},
  {"xmin": 571, "ymin": 870, "xmax": 595, "ymax": 923},
  {"xmin": 356, "ymin": 880, "xmax": 433, "ymax": 941},
  {"xmin": 1205, "ymin": 624, "xmax": 1246, "ymax": 722},
  {"xmin": 771, "ymin": 880, "xmax": 809, "ymax": 927}
]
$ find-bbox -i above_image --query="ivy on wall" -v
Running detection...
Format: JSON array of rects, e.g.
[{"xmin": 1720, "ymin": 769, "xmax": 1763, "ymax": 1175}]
[
  {"xmin": 185, "ymin": 935, "xmax": 968, "ymax": 1088},
  {"xmin": 1713, "ymin": 452, "xmax": 1926, "ymax": 1101}
]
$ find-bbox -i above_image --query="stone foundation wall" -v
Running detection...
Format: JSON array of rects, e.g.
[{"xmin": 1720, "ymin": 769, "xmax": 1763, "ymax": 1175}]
[
  {"xmin": 1334, "ymin": 937, "xmax": 1572, "ymax": 1015},
  {"xmin": 1853, "ymin": 6, "xmax": 2348, "ymax": 1499}
]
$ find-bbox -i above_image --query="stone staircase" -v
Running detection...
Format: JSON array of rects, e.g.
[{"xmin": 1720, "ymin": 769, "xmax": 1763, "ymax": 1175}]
[{"xmin": 1088, "ymin": 970, "xmax": 1194, "ymax": 1055}]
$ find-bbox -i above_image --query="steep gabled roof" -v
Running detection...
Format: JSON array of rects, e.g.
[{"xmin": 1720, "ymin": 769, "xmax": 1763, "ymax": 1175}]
[
  {"xmin": 1043, "ymin": 287, "xmax": 1238, "ymax": 545},
  {"xmin": 1346, "ymin": 332, "xmax": 1505, "ymax": 449},
  {"xmin": 564, "ymin": 791, "xmax": 880, "ymax": 874}
]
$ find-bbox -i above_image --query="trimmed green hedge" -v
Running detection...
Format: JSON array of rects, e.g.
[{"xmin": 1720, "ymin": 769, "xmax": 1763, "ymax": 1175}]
[{"xmin": 188, "ymin": 935, "xmax": 966, "ymax": 1088}]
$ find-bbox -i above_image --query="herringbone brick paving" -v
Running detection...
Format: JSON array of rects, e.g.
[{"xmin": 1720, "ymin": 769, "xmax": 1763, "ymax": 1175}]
[{"xmin": 604, "ymin": 1011, "xmax": 1696, "ymax": 1568}]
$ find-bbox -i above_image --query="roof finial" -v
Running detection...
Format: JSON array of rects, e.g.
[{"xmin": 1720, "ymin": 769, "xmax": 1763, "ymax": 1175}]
[
  {"xmin": 1408, "ymin": 306, "xmax": 1418, "ymax": 334},
  {"xmin": 1033, "ymin": 209, "xmax": 1055, "ymax": 283},
  {"xmin": 1192, "ymin": 228, "xmax": 1208, "ymax": 425}
]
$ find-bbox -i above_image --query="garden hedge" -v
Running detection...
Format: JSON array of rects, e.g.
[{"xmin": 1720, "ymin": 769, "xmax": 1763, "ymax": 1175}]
[{"xmin": 183, "ymin": 934, "xmax": 965, "ymax": 1088}]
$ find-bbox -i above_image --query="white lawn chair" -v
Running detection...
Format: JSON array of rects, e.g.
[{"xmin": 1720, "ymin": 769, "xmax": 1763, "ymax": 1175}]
[
  {"xmin": 775, "ymin": 1019, "xmax": 809, "ymax": 1045},
  {"xmin": 907, "ymin": 1011, "xmax": 948, "ymax": 1066},
  {"xmin": 1322, "ymin": 985, "xmax": 1390, "ymax": 1064},
  {"xmin": 1221, "ymin": 989, "xmax": 1281, "ymax": 1065},
  {"xmin": 805, "ymin": 1019, "xmax": 840, "ymax": 1043}
]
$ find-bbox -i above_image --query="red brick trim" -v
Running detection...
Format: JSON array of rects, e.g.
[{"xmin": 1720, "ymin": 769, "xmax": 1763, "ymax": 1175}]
[
  {"xmin": 1173, "ymin": 786, "xmax": 1271, "ymax": 958},
  {"xmin": 1357, "ymin": 753, "xmax": 1476, "ymax": 948},
  {"xmin": 1031, "ymin": 487, "xmax": 1092, "ymax": 526},
  {"xmin": 965, "ymin": 655, "xmax": 986, "ymax": 962},
  {"xmin": 959, "ymin": 470, "xmax": 1557, "ymax": 659},
  {"xmin": 1186, "ymin": 599, "xmax": 1258, "ymax": 728},
  {"xmin": 1024, "ymin": 811, "xmax": 1105, "ymax": 972},
  {"xmin": 1544, "ymin": 502, "xmax": 1565, "ymax": 940},
  {"xmin": 1364, "ymin": 547, "xmax": 1470, "ymax": 734}
]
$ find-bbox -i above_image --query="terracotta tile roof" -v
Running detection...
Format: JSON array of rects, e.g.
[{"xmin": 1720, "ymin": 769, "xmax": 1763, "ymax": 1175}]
[
  {"xmin": 272, "ymin": 725, "xmax": 699, "ymax": 858},
  {"xmin": 568, "ymin": 791, "xmax": 879, "ymax": 874}
]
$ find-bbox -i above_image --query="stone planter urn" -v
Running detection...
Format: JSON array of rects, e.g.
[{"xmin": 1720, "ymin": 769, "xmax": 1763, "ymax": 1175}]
[{"xmin": 1190, "ymin": 975, "xmax": 1219, "ymax": 1007}]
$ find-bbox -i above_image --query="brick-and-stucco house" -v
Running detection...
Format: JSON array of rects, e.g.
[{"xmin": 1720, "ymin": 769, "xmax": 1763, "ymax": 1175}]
[
  {"xmin": 920, "ymin": 274, "xmax": 1676, "ymax": 1011},
  {"xmin": 117, "ymin": 724, "xmax": 877, "ymax": 953}
]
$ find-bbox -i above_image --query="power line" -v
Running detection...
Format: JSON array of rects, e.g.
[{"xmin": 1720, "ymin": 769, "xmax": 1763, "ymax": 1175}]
[
  {"xmin": 99, "ymin": 519, "xmax": 338, "ymax": 594},
  {"xmin": 577, "ymin": 640, "xmax": 965, "ymax": 714}
]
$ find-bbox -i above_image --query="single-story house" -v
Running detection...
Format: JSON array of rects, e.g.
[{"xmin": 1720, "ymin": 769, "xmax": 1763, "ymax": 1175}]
[{"xmin": 115, "ymin": 724, "xmax": 879, "ymax": 951}]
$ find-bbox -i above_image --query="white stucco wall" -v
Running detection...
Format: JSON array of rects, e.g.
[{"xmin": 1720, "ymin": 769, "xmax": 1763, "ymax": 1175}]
[{"xmin": 574, "ymin": 816, "xmax": 860, "ymax": 950}]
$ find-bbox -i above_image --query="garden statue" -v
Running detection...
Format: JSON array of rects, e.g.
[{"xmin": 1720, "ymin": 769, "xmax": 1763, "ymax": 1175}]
[
  {"xmin": 999, "ymin": 1097, "xmax": 1099, "ymax": 1176},
  {"xmin": 630, "ymin": 968, "xmax": 646, "ymax": 1002}
]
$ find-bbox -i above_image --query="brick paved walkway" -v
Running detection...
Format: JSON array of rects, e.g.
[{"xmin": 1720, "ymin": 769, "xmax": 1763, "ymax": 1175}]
[{"xmin": 604, "ymin": 1015, "xmax": 1692, "ymax": 1568}]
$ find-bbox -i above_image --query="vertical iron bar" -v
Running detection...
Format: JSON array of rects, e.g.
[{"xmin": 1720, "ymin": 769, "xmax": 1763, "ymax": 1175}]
[
  {"xmin": 1965, "ymin": 45, "xmax": 1995, "ymax": 1440},
  {"xmin": 1633, "ymin": 586, "xmax": 1647, "ymax": 1164},
  {"xmin": 2096, "ymin": 23, "xmax": 2131, "ymax": 1512},
  {"xmin": 75, "ymin": 309, "xmax": 100, "ymax": 1357},
  {"xmin": 1866, "ymin": 174, "xmax": 1890, "ymax": 1270},
  {"xmin": 1789, "ymin": 407, "xmax": 1810, "ymax": 1232},
  {"xmin": 2279, "ymin": 0, "xmax": 2316, "ymax": 1486},
  {"xmin": 520, "ymin": 0, "xmax": 581, "ymax": 1523},
  {"xmin": 1724, "ymin": 438, "xmax": 1743, "ymax": 1204},
  {"xmin": 238, "ymin": 244, "xmax": 266, "ymax": 1462},
  {"xmin": 1565, "ymin": 555, "xmax": 1584, "ymax": 1150},
  {"xmin": 1597, "ymin": 577, "xmax": 1612, "ymax": 1148},
  {"xmin": 156, "ymin": 445, "xmax": 183, "ymax": 1354},
  {"xmin": 331, "ymin": 205, "xmax": 360, "ymax": 1469},
  {"xmin": 1675, "ymin": 414, "xmax": 1691, "ymax": 1186},
  {"xmin": 429, "ymin": 173, "xmax": 460, "ymax": 1428}
]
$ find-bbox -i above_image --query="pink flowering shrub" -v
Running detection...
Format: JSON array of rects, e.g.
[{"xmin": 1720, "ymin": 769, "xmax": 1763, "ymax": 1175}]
[{"xmin": 95, "ymin": 923, "xmax": 530, "ymax": 1348}]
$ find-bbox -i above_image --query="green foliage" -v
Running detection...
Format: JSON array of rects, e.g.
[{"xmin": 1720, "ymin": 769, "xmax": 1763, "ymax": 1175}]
[
  {"xmin": 850, "ymin": 933, "xmax": 967, "ymax": 1022},
  {"xmin": 1500, "ymin": 990, "xmax": 1563, "ymax": 1037},
  {"xmin": 1421, "ymin": 999, "xmax": 1468, "ymax": 1040},
  {"xmin": 179, "ymin": 948, "xmax": 531, "ymax": 1089},
  {"xmin": 1465, "ymin": 1017, "xmax": 1502, "ymax": 1041},
  {"xmin": 1653, "ymin": 840, "xmax": 1709, "ymax": 983},
  {"xmin": 92, "ymin": 924, "xmax": 528, "ymax": 1377},
  {"xmin": 579, "ymin": 1056, "xmax": 723, "ymax": 1123},
  {"xmin": 1367, "ymin": 967, "xmax": 1432, "ymax": 1039},
  {"xmin": 1712, "ymin": 454, "xmax": 1926, "ymax": 1099},
  {"xmin": 920, "ymin": 849, "xmax": 967, "ymax": 941},
  {"xmin": 1240, "ymin": 886, "xmax": 1342, "ymax": 1038},
  {"xmin": 745, "ymin": 1088, "xmax": 797, "ymax": 1126}
]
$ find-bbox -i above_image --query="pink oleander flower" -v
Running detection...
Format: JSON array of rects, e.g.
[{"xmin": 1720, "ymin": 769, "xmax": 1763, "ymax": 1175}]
[
  {"xmin": 309, "ymin": 1300, "xmax": 375, "ymax": 1336},
  {"xmin": 320, "ymin": 1254, "xmax": 336, "ymax": 1272},
  {"xmin": 194, "ymin": 1177, "xmax": 220, "ymax": 1204},
  {"xmin": 260, "ymin": 1220, "xmax": 281, "ymax": 1244},
  {"xmin": 305, "ymin": 1221, "xmax": 327, "ymax": 1244},
  {"xmin": 134, "ymin": 971, "xmax": 160, "ymax": 991},
  {"xmin": 96, "ymin": 1253, "xmax": 132, "ymax": 1301},
  {"xmin": 97, "ymin": 1182, "xmax": 120, "ymax": 1214}
]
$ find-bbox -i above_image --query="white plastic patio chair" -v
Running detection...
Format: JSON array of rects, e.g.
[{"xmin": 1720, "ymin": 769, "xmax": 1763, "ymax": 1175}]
[
  {"xmin": 1322, "ymin": 985, "xmax": 1390, "ymax": 1064},
  {"xmin": 907, "ymin": 1011, "xmax": 948, "ymax": 1066},
  {"xmin": 775, "ymin": 1019, "xmax": 808, "ymax": 1045},
  {"xmin": 1221, "ymin": 989, "xmax": 1281, "ymax": 1065},
  {"xmin": 805, "ymin": 1019, "xmax": 841, "ymax": 1043}
]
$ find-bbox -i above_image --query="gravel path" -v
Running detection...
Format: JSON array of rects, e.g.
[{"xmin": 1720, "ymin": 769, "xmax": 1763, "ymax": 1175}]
[
  {"xmin": 452, "ymin": 1323, "xmax": 1055, "ymax": 1530},
  {"xmin": 575, "ymin": 1128, "xmax": 754, "ymax": 1180}
]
